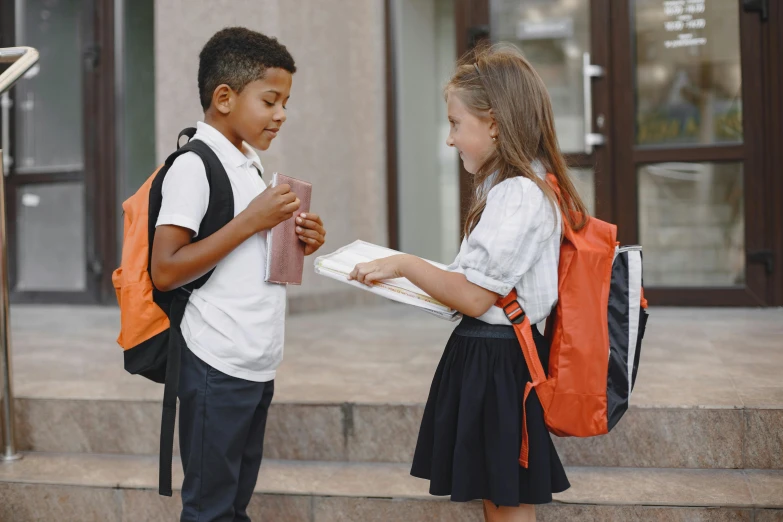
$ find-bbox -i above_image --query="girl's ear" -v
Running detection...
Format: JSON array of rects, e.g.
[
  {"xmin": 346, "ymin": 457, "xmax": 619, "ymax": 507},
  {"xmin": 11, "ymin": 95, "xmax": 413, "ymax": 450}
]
[{"xmin": 488, "ymin": 108, "xmax": 499, "ymax": 139}]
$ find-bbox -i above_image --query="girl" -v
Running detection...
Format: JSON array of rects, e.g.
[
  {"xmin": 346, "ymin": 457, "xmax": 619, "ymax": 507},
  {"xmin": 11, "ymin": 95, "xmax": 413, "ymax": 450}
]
[{"xmin": 349, "ymin": 44, "xmax": 588, "ymax": 521}]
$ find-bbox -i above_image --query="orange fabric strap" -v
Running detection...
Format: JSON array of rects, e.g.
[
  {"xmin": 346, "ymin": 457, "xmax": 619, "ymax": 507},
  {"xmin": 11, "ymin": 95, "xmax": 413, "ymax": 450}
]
[{"xmin": 496, "ymin": 290, "xmax": 547, "ymax": 468}]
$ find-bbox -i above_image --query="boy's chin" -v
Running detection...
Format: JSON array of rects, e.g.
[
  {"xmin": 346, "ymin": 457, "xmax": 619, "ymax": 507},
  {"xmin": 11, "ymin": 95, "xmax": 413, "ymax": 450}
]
[{"xmin": 247, "ymin": 137, "xmax": 272, "ymax": 151}]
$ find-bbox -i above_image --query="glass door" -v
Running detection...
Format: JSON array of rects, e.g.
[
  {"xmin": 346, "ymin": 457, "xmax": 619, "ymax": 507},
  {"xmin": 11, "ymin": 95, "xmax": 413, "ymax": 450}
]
[
  {"xmin": 612, "ymin": 0, "xmax": 771, "ymax": 305},
  {"xmin": 488, "ymin": 0, "xmax": 611, "ymax": 217},
  {"xmin": 2, "ymin": 0, "xmax": 102, "ymax": 303},
  {"xmin": 459, "ymin": 0, "xmax": 614, "ymax": 221}
]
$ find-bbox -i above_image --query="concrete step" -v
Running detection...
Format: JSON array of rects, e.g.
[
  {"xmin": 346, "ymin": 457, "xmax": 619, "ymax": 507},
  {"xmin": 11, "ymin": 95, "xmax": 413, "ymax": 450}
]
[
  {"xmin": 16, "ymin": 397, "xmax": 783, "ymax": 470},
  {"xmin": 0, "ymin": 453, "xmax": 780, "ymax": 521}
]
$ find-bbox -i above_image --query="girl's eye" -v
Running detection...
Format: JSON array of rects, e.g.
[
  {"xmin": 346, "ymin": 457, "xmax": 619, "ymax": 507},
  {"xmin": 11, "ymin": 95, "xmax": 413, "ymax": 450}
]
[{"xmin": 265, "ymin": 101, "xmax": 275, "ymax": 107}]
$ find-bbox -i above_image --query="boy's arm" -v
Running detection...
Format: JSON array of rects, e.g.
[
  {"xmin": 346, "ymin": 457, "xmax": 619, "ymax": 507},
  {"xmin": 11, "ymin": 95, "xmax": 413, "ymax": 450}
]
[
  {"xmin": 151, "ymin": 217, "xmax": 252, "ymax": 292},
  {"xmin": 151, "ymin": 184, "xmax": 300, "ymax": 292}
]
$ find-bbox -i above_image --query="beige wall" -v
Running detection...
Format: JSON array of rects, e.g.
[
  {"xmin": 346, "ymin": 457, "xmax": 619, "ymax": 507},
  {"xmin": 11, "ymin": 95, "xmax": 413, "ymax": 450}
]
[{"xmin": 155, "ymin": 0, "xmax": 388, "ymax": 311}]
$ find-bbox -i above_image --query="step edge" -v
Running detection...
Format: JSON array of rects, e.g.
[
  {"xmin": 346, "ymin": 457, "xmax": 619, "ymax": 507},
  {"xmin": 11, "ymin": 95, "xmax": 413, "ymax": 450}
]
[
  {"xmin": 1, "ymin": 455, "xmax": 780, "ymax": 509},
  {"xmin": 15, "ymin": 396, "xmax": 782, "ymax": 411},
  {"xmin": 0, "ymin": 479, "xmax": 779, "ymax": 510}
]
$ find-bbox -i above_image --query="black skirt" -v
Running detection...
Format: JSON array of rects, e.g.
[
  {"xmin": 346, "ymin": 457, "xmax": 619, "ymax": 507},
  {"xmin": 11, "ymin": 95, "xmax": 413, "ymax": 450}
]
[{"xmin": 410, "ymin": 316, "xmax": 570, "ymax": 507}]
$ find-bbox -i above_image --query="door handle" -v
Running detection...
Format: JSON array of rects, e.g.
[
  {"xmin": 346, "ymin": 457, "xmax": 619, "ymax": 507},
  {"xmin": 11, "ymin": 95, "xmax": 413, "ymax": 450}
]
[
  {"xmin": 747, "ymin": 249, "xmax": 774, "ymax": 275},
  {"xmin": 0, "ymin": 92, "xmax": 11, "ymax": 174},
  {"xmin": 742, "ymin": 0, "xmax": 769, "ymax": 21},
  {"xmin": 582, "ymin": 52, "xmax": 606, "ymax": 154}
]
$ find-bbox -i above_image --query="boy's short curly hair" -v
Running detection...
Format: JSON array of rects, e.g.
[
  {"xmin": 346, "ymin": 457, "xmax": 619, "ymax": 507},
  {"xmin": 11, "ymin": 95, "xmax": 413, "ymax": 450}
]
[{"xmin": 198, "ymin": 27, "xmax": 296, "ymax": 111}]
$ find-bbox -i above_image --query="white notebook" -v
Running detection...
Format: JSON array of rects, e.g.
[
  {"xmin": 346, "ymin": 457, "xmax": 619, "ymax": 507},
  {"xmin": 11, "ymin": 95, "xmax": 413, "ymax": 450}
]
[{"xmin": 314, "ymin": 240, "xmax": 461, "ymax": 321}]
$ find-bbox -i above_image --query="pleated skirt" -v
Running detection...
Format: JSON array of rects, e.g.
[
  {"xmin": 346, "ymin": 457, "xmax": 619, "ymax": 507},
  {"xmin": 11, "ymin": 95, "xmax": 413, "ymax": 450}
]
[{"xmin": 410, "ymin": 316, "xmax": 570, "ymax": 507}]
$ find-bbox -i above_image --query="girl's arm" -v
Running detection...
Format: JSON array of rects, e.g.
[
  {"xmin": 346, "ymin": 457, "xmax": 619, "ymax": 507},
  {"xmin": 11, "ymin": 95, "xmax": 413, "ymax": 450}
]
[{"xmin": 349, "ymin": 254, "xmax": 498, "ymax": 318}]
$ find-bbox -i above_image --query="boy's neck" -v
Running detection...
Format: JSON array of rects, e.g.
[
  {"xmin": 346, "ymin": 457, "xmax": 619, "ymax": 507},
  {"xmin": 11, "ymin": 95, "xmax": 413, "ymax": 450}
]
[{"xmin": 203, "ymin": 113, "xmax": 244, "ymax": 152}]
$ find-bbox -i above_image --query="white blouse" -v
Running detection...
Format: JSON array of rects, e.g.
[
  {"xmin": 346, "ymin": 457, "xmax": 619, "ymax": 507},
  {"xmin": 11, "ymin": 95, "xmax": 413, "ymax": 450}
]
[{"xmin": 448, "ymin": 162, "xmax": 561, "ymax": 326}]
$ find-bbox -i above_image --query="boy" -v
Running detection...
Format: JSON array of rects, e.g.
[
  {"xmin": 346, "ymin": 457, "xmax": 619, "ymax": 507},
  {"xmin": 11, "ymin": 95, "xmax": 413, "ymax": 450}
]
[{"xmin": 151, "ymin": 27, "xmax": 326, "ymax": 522}]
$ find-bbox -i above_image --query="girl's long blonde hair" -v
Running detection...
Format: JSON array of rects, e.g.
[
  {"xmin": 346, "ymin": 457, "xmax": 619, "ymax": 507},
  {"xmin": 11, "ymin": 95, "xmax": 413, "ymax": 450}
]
[{"xmin": 447, "ymin": 44, "xmax": 589, "ymax": 237}]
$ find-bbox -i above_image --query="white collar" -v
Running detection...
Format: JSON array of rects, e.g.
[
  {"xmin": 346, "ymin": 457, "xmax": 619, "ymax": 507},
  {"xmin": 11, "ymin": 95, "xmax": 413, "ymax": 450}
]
[
  {"xmin": 195, "ymin": 121, "xmax": 265, "ymax": 174},
  {"xmin": 482, "ymin": 160, "xmax": 547, "ymax": 193},
  {"xmin": 531, "ymin": 159, "xmax": 546, "ymax": 179}
]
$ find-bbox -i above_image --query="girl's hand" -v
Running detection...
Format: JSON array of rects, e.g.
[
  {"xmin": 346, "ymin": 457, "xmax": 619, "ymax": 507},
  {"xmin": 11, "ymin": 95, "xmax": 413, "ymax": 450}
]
[
  {"xmin": 296, "ymin": 213, "xmax": 326, "ymax": 256},
  {"xmin": 349, "ymin": 254, "xmax": 409, "ymax": 286}
]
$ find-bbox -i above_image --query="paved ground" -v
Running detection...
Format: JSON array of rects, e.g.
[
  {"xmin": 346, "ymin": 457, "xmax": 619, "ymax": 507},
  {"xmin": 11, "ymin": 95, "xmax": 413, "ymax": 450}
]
[{"xmin": 8, "ymin": 302, "xmax": 783, "ymax": 409}]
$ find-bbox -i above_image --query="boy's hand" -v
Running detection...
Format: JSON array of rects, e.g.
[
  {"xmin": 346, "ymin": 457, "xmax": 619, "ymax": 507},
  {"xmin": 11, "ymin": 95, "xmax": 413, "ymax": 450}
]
[
  {"xmin": 295, "ymin": 213, "xmax": 326, "ymax": 255},
  {"xmin": 242, "ymin": 184, "xmax": 300, "ymax": 233}
]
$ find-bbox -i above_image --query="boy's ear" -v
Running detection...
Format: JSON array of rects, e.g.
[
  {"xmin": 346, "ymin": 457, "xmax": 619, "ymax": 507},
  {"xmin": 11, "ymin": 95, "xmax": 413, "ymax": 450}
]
[{"xmin": 212, "ymin": 84, "xmax": 234, "ymax": 115}]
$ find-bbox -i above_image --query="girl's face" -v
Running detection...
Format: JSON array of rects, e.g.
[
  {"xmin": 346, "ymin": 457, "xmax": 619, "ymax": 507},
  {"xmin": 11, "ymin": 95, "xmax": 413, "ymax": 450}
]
[{"xmin": 446, "ymin": 92, "xmax": 496, "ymax": 175}]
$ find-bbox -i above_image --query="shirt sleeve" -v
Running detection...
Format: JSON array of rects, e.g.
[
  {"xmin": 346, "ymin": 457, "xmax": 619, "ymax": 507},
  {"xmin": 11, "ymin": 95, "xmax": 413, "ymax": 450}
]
[
  {"xmin": 458, "ymin": 177, "xmax": 559, "ymax": 296},
  {"xmin": 155, "ymin": 152, "xmax": 210, "ymax": 236}
]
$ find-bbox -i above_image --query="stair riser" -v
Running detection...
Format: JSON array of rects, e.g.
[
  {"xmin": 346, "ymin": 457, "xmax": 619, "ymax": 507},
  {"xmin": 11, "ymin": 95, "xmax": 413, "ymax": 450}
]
[
  {"xmin": 16, "ymin": 398, "xmax": 783, "ymax": 469},
  {"xmin": 0, "ymin": 483, "xmax": 778, "ymax": 522}
]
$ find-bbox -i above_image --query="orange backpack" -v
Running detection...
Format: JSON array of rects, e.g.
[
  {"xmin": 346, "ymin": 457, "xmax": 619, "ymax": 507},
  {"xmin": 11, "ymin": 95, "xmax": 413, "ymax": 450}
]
[
  {"xmin": 496, "ymin": 174, "xmax": 649, "ymax": 468},
  {"xmin": 112, "ymin": 128, "xmax": 237, "ymax": 496}
]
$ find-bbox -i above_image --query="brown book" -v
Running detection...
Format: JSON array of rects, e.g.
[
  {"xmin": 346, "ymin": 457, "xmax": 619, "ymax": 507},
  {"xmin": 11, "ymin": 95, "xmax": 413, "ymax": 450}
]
[{"xmin": 265, "ymin": 173, "xmax": 312, "ymax": 285}]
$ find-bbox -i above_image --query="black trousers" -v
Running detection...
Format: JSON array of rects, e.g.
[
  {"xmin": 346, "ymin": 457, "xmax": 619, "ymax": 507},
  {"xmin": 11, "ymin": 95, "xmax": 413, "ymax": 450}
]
[{"xmin": 178, "ymin": 346, "xmax": 275, "ymax": 522}]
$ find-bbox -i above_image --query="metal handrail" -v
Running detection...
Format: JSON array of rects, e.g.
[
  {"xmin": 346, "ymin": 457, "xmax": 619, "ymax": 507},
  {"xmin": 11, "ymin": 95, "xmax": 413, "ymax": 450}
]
[
  {"xmin": 0, "ymin": 47, "xmax": 39, "ymax": 91},
  {"xmin": 0, "ymin": 46, "xmax": 39, "ymax": 462}
]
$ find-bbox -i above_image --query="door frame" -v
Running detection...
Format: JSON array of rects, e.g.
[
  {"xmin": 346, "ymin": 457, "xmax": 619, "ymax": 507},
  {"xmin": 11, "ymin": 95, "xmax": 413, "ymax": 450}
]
[
  {"xmin": 767, "ymin": 0, "xmax": 783, "ymax": 306},
  {"xmin": 384, "ymin": 0, "xmax": 400, "ymax": 250},
  {"xmin": 454, "ymin": 0, "xmax": 488, "ymax": 227},
  {"xmin": 0, "ymin": 0, "xmax": 116, "ymax": 304}
]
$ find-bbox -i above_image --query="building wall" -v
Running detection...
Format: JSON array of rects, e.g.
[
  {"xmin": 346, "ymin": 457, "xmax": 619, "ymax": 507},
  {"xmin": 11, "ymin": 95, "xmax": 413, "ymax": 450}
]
[{"xmin": 154, "ymin": 0, "xmax": 388, "ymax": 311}]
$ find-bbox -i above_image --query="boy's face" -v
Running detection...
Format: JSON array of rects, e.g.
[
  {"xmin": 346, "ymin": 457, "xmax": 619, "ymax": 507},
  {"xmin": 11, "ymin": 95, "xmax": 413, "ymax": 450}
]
[{"xmin": 230, "ymin": 67, "xmax": 293, "ymax": 151}]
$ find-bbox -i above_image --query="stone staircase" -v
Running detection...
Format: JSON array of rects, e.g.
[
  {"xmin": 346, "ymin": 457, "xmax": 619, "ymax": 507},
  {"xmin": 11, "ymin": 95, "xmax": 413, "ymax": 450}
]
[{"xmin": 1, "ymin": 304, "xmax": 782, "ymax": 521}]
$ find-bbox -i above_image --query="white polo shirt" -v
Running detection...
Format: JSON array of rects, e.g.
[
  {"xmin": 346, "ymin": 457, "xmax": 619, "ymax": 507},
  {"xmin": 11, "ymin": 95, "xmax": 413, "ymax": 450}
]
[
  {"xmin": 156, "ymin": 121, "xmax": 286, "ymax": 382},
  {"xmin": 448, "ymin": 161, "xmax": 561, "ymax": 326}
]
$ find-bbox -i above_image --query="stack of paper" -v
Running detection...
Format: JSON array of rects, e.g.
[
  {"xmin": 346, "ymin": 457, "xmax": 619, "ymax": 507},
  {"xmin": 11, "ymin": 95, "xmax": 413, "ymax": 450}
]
[{"xmin": 314, "ymin": 240, "xmax": 461, "ymax": 321}]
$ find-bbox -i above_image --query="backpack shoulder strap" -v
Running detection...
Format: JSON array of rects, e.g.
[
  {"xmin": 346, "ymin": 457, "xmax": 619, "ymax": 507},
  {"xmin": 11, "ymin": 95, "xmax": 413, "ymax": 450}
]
[
  {"xmin": 151, "ymin": 130, "xmax": 235, "ymax": 497},
  {"xmin": 158, "ymin": 292, "xmax": 186, "ymax": 497},
  {"xmin": 496, "ymin": 290, "xmax": 548, "ymax": 469},
  {"xmin": 181, "ymin": 140, "xmax": 235, "ymax": 265},
  {"xmin": 147, "ymin": 135, "xmax": 235, "ymax": 291},
  {"xmin": 177, "ymin": 127, "xmax": 197, "ymax": 147}
]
